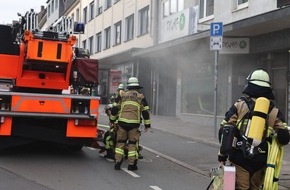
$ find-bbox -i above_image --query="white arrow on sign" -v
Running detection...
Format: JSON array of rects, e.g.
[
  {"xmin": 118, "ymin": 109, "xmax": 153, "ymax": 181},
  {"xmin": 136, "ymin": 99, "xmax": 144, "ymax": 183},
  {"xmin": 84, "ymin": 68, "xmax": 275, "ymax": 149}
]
[{"xmin": 210, "ymin": 36, "xmax": 223, "ymax": 50}]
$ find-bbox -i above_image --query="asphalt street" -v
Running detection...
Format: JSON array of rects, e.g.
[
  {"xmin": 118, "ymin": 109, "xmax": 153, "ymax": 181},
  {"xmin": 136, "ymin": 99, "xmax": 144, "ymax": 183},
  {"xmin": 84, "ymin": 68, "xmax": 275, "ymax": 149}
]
[{"xmin": 98, "ymin": 104, "xmax": 290, "ymax": 189}]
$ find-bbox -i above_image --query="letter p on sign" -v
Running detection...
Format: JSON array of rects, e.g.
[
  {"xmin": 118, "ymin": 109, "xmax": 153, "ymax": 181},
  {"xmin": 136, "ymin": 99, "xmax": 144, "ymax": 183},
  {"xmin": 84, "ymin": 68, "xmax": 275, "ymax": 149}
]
[{"xmin": 210, "ymin": 22, "xmax": 223, "ymax": 36}]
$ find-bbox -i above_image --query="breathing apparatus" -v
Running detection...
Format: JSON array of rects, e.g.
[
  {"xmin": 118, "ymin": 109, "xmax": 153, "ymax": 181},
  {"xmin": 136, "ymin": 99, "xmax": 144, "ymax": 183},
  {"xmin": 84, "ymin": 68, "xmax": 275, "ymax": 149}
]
[
  {"xmin": 220, "ymin": 124, "xmax": 236, "ymax": 156},
  {"xmin": 245, "ymin": 97, "xmax": 270, "ymax": 158}
]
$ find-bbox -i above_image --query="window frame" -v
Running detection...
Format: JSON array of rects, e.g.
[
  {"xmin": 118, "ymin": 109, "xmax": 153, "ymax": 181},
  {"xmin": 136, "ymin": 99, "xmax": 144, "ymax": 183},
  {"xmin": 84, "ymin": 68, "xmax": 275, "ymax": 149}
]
[
  {"xmin": 162, "ymin": 0, "xmax": 184, "ymax": 18},
  {"xmin": 89, "ymin": 1, "xmax": 95, "ymax": 21},
  {"xmin": 105, "ymin": 0, "xmax": 112, "ymax": 10},
  {"xmin": 138, "ymin": 6, "xmax": 149, "ymax": 36},
  {"xmin": 95, "ymin": 32, "xmax": 102, "ymax": 53},
  {"xmin": 48, "ymin": 5, "xmax": 51, "ymax": 17},
  {"xmin": 89, "ymin": 36, "xmax": 94, "ymax": 55},
  {"xmin": 114, "ymin": 21, "xmax": 122, "ymax": 45},
  {"xmin": 76, "ymin": 8, "xmax": 80, "ymax": 22},
  {"xmin": 83, "ymin": 6, "xmax": 88, "ymax": 23},
  {"xmin": 125, "ymin": 14, "xmax": 134, "ymax": 41},
  {"xmin": 199, "ymin": 0, "xmax": 214, "ymax": 22},
  {"xmin": 55, "ymin": 0, "xmax": 58, "ymax": 9},
  {"xmin": 237, "ymin": 0, "xmax": 249, "ymax": 10},
  {"xmin": 96, "ymin": 0, "xmax": 103, "ymax": 16},
  {"xmin": 82, "ymin": 40, "xmax": 87, "ymax": 49},
  {"xmin": 104, "ymin": 26, "xmax": 111, "ymax": 49},
  {"xmin": 52, "ymin": 0, "xmax": 55, "ymax": 13}
]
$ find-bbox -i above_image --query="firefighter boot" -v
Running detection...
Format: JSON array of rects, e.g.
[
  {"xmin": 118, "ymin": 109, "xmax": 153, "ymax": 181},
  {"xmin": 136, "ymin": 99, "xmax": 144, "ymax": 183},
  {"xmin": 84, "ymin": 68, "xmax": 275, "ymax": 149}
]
[
  {"xmin": 128, "ymin": 160, "xmax": 138, "ymax": 171},
  {"xmin": 138, "ymin": 154, "xmax": 143, "ymax": 159},
  {"xmin": 138, "ymin": 145, "xmax": 143, "ymax": 159},
  {"xmin": 114, "ymin": 159, "xmax": 123, "ymax": 170},
  {"xmin": 104, "ymin": 149, "xmax": 115, "ymax": 160}
]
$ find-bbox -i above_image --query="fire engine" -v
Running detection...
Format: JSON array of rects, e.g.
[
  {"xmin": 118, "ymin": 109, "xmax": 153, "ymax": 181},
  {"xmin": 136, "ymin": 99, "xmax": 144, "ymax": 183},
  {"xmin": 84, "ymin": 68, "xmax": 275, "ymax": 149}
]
[{"xmin": 0, "ymin": 13, "xmax": 100, "ymax": 150}]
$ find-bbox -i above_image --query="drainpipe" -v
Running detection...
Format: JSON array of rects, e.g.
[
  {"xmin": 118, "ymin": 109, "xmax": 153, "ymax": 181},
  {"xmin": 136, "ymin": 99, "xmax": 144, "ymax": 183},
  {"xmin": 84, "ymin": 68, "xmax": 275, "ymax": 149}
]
[
  {"xmin": 152, "ymin": 0, "xmax": 159, "ymax": 45},
  {"xmin": 150, "ymin": 0, "xmax": 159, "ymax": 114}
]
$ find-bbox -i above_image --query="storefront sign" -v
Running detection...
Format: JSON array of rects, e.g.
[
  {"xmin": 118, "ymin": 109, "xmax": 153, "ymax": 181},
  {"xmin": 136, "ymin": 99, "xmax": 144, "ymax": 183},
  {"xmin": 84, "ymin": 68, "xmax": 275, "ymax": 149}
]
[
  {"xmin": 220, "ymin": 38, "xmax": 250, "ymax": 54},
  {"xmin": 160, "ymin": 6, "xmax": 198, "ymax": 43},
  {"xmin": 109, "ymin": 70, "xmax": 122, "ymax": 93}
]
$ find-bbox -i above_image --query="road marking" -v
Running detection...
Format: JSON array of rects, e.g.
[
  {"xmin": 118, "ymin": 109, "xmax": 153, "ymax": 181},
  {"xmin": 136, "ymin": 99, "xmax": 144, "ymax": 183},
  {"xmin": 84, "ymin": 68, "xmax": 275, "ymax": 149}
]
[
  {"xmin": 150, "ymin": 186, "xmax": 162, "ymax": 190},
  {"xmin": 98, "ymin": 123, "xmax": 208, "ymax": 178},
  {"xmin": 122, "ymin": 168, "xmax": 140, "ymax": 177}
]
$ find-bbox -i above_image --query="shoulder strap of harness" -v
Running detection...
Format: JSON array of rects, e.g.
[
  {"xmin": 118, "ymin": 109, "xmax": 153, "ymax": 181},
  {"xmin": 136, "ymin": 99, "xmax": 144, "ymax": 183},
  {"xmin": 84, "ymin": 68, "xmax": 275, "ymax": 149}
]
[
  {"xmin": 236, "ymin": 96, "xmax": 252, "ymax": 122},
  {"xmin": 268, "ymin": 106, "xmax": 278, "ymax": 128}
]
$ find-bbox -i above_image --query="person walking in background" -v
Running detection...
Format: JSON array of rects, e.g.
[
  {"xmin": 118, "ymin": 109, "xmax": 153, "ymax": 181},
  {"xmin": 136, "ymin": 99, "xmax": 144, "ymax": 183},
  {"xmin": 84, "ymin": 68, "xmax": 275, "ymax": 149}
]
[
  {"xmin": 110, "ymin": 77, "xmax": 151, "ymax": 171},
  {"xmin": 218, "ymin": 69, "xmax": 289, "ymax": 189}
]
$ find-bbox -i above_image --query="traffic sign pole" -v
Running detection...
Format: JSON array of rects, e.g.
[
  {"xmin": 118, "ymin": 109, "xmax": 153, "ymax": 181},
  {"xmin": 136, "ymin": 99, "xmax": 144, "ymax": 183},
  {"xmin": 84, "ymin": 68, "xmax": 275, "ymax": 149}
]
[
  {"xmin": 214, "ymin": 50, "xmax": 218, "ymax": 138},
  {"xmin": 210, "ymin": 22, "xmax": 223, "ymax": 139}
]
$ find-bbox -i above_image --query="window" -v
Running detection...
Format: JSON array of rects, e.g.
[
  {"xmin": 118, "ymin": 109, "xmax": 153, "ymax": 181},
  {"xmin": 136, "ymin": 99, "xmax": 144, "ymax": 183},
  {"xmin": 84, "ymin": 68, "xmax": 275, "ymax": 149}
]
[
  {"xmin": 89, "ymin": 36, "xmax": 94, "ymax": 55},
  {"xmin": 52, "ymin": 0, "xmax": 54, "ymax": 13},
  {"xmin": 76, "ymin": 8, "xmax": 79, "ymax": 22},
  {"xmin": 170, "ymin": 0, "xmax": 177, "ymax": 14},
  {"xmin": 162, "ymin": 0, "xmax": 184, "ymax": 17},
  {"xmin": 237, "ymin": 0, "xmax": 248, "ymax": 9},
  {"xmin": 199, "ymin": 0, "xmax": 214, "ymax": 20},
  {"xmin": 89, "ymin": 1, "xmax": 94, "ymax": 20},
  {"xmin": 83, "ymin": 7, "xmax": 88, "ymax": 23},
  {"xmin": 238, "ymin": 0, "xmax": 248, "ymax": 5},
  {"xmin": 114, "ymin": 21, "xmax": 121, "ymax": 45},
  {"xmin": 55, "ymin": 0, "xmax": 58, "ymax": 9},
  {"xmin": 48, "ymin": 5, "xmax": 51, "ymax": 17},
  {"xmin": 105, "ymin": 0, "xmax": 112, "ymax": 10},
  {"xmin": 96, "ymin": 32, "xmax": 102, "ymax": 53},
  {"xmin": 178, "ymin": 0, "xmax": 184, "ymax": 12},
  {"xmin": 163, "ymin": 2, "xmax": 169, "ymax": 17},
  {"xmin": 82, "ymin": 40, "xmax": 87, "ymax": 49},
  {"xmin": 104, "ymin": 27, "xmax": 111, "ymax": 49},
  {"xmin": 125, "ymin": 14, "xmax": 134, "ymax": 41},
  {"xmin": 139, "ymin": 6, "xmax": 149, "ymax": 36},
  {"xmin": 96, "ymin": 0, "xmax": 103, "ymax": 16}
]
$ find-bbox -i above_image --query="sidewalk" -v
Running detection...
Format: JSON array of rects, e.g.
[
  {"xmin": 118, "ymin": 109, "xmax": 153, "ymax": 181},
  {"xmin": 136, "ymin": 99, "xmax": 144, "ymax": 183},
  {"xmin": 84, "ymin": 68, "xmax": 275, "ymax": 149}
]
[{"xmin": 98, "ymin": 104, "xmax": 290, "ymax": 189}]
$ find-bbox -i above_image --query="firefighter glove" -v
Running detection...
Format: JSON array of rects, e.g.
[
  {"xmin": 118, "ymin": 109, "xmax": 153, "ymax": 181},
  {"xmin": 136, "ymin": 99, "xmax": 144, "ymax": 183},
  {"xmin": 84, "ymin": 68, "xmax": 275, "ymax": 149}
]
[
  {"xmin": 277, "ymin": 128, "xmax": 290, "ymax": 145},
  {"xmin": 218, "ymin": 154, "xmax": 228, "ymax": 162}
]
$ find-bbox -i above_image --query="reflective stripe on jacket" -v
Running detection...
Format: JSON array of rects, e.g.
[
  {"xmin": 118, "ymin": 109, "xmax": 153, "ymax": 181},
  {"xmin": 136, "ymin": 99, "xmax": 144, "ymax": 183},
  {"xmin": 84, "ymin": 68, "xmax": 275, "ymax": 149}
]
[{"xmin": 118, "ymin": 90, "xmax": 145, "ymax": 124}]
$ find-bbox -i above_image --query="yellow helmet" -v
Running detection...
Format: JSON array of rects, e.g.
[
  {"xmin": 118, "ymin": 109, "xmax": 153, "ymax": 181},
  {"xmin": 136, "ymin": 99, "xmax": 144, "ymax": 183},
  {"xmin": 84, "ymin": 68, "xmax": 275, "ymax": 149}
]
[{"xmin": 246, "ymin": 69, "xmax": 271, "ymax": 87}]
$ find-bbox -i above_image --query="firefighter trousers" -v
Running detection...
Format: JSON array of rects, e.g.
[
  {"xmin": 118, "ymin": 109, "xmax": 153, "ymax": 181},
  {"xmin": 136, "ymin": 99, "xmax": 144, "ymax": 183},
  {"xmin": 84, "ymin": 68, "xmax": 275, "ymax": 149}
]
[
  {"xmin": 233, "ymin": 163, "xmax": 265, "ymax": 190},
  {"xmin": 115, "ymin": 126, "xmax": 140, "ymax": 165}
]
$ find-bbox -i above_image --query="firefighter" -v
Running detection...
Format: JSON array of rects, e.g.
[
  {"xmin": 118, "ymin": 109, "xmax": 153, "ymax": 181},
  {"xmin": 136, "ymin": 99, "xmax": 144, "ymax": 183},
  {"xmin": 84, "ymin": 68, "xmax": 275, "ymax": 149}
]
[
  {"xmin": 110, "ymin": 83, "xmax": 125, "ymax": 105},
  {"xmin": 118, "ymin": 83, "xmax": 124, "ymax": 91},
  {"xmin": 218, "ymin": 69, "xmax": 289, "ymax": 189},
  {"xmin": 102, "ymin": 83, "xmax": 125, "ymax": 159},
  {"xmin": 111, "ymin": 77, "xmax": 151, "ymax": 171}
]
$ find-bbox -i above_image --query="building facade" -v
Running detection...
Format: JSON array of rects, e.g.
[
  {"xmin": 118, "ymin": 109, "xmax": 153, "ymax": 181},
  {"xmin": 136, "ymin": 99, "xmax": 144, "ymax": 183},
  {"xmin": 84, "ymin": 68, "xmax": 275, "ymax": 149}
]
[
  {"xmin": 133, "ymin": 0, "xmax": 290, "ymax": 129},
  {"xmin": 37, "ymin": 0, "xmax": 290, "ymax": 127}
]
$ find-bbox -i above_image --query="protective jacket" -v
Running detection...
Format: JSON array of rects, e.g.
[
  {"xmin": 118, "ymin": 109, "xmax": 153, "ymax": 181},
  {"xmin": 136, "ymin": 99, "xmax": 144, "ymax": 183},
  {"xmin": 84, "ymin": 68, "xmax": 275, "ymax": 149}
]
[
  {"xmin": 219, "ymin": 96, "xmax": 289, "ymax": 174},
  {"xmin": 111, "ymin": 89, "xmax": 151, "ymax": 129}
]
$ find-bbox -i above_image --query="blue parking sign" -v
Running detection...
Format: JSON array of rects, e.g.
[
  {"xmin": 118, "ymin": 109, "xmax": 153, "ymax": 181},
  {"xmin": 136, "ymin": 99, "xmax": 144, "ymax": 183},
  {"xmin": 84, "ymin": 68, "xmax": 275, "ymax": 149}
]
[{"xmin": 210, "ymin": 22, "xmax": 223, "ymax": 36}]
